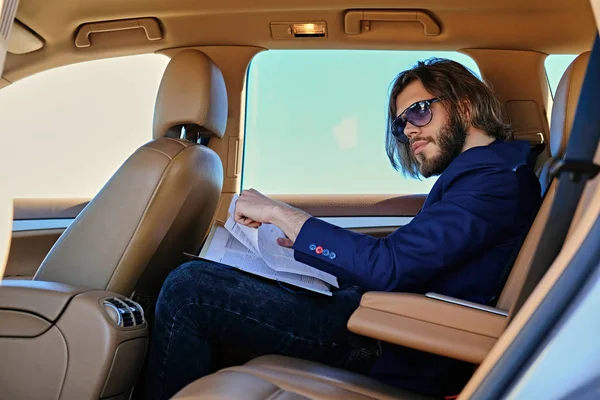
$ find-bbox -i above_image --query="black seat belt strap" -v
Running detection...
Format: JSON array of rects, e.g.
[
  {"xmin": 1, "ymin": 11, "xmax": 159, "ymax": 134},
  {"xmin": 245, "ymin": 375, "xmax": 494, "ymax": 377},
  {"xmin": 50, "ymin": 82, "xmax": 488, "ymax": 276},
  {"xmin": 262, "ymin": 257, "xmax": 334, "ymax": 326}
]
[{"xmin": 509, "ymin": 34, "xmax": 600, "ymax": 320}]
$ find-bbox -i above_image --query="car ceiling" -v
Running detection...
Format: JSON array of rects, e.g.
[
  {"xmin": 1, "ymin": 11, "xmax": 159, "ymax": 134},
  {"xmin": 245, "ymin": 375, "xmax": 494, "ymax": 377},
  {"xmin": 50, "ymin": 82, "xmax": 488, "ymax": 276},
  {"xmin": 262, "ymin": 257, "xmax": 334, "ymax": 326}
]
[{"xmin": 3, "ymin": 0, "xmax": 597, "ymax": 84}]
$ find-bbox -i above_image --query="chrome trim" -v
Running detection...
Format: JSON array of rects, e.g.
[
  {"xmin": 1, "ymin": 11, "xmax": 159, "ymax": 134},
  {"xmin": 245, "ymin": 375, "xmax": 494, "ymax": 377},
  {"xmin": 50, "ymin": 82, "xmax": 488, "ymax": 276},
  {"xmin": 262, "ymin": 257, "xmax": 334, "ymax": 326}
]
[
  {"xmin": 12, "ymin": 218, "xmax": 74, "ymax": 232},
  {"xmin": 319, "ymin": 216, "xmax": 413, "ymax": 228},
  {"xmin": 102, "ymin": 301, "xmax": 123, "ymax": 327},
  {"xmin": 425, "ymin": 292, "xmax": 509, "ymax": 317},
  {"xmin": 103, "ymin": 297, "xmax": 145, "ymax": 328},
  {"xmin": 12, "ymin": 216, "xmax": 413, "ymax": 232}
]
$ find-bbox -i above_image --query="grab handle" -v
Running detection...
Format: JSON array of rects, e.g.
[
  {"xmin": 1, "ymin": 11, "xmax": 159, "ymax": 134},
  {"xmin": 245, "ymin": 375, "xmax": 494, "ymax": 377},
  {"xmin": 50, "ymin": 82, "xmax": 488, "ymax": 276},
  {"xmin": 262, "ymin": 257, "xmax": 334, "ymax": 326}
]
[
  {"xmin": 75, "ymin": 18, "xmax": 162, "ymax": 48},
  {"xmin": 344, "ymin": 10, "xmax": 441, "ymax": 36}
]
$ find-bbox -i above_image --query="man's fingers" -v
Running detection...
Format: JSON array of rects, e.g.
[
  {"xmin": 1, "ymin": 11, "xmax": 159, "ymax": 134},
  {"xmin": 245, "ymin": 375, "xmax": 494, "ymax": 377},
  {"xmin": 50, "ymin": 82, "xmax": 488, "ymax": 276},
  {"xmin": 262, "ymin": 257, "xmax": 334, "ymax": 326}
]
[
  {"xmin": 277, "ymin": 237, "xmax": 294, "ymax": 248},
  {"xmin": 235, "ymin": 214, "xmax": 261, "ymax": 229}
]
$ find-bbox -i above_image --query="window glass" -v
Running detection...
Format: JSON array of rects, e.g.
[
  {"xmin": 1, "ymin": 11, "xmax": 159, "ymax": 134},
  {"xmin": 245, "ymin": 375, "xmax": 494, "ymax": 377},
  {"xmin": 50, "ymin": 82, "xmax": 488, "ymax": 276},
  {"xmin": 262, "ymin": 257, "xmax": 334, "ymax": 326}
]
[
  {"xmin": 0, "ymin": 54, "xmax": 169, "ymax": 198},
  {"xmin": 544, "ymin": 54, "xmax": 578, "ymax": 96},
  {"xmin": 241, "ymin": 50, "xmax": 481, "ymax": 195}
]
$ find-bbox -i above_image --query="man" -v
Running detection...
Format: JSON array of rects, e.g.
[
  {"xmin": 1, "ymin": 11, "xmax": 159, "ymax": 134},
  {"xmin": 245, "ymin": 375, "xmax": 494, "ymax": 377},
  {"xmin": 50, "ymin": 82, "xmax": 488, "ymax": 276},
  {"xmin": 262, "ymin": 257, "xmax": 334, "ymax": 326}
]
[{"xmin": 143, "ymin": 58, "xmax": 541, "ymax": 399}]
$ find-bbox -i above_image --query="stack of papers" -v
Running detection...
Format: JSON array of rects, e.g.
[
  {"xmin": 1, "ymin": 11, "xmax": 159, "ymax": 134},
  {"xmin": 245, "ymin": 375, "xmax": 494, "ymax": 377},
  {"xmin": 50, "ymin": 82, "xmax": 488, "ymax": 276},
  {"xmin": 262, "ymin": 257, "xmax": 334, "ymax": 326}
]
[{"xmin": 198, "ymin": 195, "xmax": 338, "ymax": 296}]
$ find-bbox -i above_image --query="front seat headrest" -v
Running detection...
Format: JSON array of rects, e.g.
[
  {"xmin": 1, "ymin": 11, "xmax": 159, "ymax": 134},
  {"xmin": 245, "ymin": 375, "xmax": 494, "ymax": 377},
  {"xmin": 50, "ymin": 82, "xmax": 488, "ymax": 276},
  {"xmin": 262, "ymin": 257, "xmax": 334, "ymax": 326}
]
[
  {"xmin": 153, "ymin": 49, "xmax": 228, "ymax": 140},
  {"xmin": 549, "ymin": 51, "xmax": 590, "ymax": 159}
]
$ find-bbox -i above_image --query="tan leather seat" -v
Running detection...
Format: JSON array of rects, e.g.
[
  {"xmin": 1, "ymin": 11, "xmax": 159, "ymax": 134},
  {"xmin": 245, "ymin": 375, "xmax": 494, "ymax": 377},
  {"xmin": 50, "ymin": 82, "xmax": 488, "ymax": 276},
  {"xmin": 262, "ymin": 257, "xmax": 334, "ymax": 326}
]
[
  {"xmin": 169, "ymin": 52, "xmax": 592, "ymax": 400},
  {"xmin": 497, "ymin": 50, "xmax": 589, "ymax": 313},
  {"xmin": 33, "ymin": 49, "xmax": 226, "ymax": 308},
  {"xmin": 538, "ymin": 52, "xmax": 590, "ymax": 193},
  {"xmin": 172, "ymin": 355, "xmax": 430, "ymax": 400}
]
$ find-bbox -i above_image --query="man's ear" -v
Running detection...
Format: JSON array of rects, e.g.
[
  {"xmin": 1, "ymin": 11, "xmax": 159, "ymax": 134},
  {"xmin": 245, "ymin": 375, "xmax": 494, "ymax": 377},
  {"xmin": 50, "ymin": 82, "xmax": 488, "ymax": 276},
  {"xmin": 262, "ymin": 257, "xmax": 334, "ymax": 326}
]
[{"xmin": 459, "ymin": 99, "xmax": 473, "ymax": 123}]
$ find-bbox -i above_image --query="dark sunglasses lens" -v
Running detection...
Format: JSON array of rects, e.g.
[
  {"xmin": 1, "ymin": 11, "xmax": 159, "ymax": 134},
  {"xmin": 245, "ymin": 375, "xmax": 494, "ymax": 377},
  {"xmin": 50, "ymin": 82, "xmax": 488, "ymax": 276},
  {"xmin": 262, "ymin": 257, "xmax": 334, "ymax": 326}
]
[
  {"xmin": 405, "ymin": 102, "xmax": 432, "ymax": 127},
  {"xmin": 392, "ymin": 118, "xmax": 409, "ymax": 143}
]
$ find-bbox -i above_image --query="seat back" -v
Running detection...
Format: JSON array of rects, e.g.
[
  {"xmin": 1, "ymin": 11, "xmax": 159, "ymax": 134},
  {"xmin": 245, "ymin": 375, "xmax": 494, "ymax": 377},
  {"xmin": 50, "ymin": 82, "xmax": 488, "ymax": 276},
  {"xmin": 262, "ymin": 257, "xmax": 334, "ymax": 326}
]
[
  {"xmin": 495, "ymin": 51, "xmax": 589, "ymax": 311},
  {"xmin": 460, "ymin": 96, "xmax": 600, "ymax": 400},
  {"xmin": 537, "ymin": 52, "xmax": 590, "ymax": 192},
  {"xmin": 34, "ymin": 50, "xmax": 226, "ymax": 303}
]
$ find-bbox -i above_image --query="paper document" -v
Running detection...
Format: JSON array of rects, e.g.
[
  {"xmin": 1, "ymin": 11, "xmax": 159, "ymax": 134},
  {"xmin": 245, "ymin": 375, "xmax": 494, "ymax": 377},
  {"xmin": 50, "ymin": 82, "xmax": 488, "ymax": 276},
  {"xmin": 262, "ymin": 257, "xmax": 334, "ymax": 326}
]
[{"xmin": 197, "ymin": 194, "xmax": 339, "ymax": 295}]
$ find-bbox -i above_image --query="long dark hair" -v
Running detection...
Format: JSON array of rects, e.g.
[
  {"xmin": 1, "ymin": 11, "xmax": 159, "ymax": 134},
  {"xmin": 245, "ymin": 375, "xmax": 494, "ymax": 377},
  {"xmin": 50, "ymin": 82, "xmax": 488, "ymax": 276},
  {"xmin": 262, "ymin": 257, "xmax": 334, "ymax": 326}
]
[{"xmin": 386, "ymin": 58, "xmax": 513, "ymax": 178}]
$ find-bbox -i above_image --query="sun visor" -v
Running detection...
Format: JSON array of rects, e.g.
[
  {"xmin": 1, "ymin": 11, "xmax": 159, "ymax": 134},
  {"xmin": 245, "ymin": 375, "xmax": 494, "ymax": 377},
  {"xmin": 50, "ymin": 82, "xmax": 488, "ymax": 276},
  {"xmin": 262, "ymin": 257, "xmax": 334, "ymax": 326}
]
[{"xmin": 8, "ymin": 20, "xmax": 44, "ymax": 55}]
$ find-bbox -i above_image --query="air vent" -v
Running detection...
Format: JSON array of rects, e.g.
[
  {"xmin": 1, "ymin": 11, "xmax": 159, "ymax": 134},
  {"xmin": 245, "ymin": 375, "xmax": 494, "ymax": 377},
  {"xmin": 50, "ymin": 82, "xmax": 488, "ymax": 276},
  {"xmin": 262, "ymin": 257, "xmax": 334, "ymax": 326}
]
[{"xmin": 103, "ymin": 297, "xmax": 146, "ymax": 328}]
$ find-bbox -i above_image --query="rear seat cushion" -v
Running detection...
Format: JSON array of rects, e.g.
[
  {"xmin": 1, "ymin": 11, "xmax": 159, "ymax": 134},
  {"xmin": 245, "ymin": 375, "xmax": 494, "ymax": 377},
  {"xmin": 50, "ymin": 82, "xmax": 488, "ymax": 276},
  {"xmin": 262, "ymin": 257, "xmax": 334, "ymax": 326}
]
[{"xmin": 171, "ymin": 355, "xmax": 432, "ymax": 400}]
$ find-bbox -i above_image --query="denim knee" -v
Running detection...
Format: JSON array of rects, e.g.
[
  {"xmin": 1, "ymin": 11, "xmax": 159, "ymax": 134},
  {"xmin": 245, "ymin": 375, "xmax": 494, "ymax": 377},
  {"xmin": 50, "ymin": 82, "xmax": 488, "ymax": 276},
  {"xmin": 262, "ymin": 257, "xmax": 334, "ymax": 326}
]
[{"xmin": 154, "ymin": 261, "xmax": 201, "ymax": 319}]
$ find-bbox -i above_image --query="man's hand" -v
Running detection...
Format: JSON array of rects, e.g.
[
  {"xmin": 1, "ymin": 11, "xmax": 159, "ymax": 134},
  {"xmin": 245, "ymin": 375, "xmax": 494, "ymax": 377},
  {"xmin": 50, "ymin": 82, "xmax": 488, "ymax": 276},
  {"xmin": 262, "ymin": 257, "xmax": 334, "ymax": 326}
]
[
  {"xmin": 234, "ymin": 189, "xmax": 280, "ymax": 228},
  {"xmin": 234, "ymin": 189, "xmax": 311, "ymax": 245}
]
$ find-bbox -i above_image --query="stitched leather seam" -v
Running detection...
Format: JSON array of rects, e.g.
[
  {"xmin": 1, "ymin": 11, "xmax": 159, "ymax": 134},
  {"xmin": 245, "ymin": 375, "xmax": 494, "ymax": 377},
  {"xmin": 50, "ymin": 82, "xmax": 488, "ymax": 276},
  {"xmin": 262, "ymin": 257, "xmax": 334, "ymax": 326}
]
[
  {"xmin": 358, "ymin": 306, "xmax": 501, "ymax": 339},
  {"xmin": 141, "ymin": 146, "xmax": 174, "ymax": 160},
  {"xmin": 226, "ymin": 366, "xmax": 378, "ymax": 399}
]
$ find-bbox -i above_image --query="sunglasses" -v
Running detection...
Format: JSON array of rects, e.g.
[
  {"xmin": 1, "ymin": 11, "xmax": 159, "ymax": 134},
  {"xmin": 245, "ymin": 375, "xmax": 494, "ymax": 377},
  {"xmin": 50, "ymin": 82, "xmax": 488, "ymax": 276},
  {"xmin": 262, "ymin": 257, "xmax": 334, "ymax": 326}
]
[{"xmin": 391, "ymin": 98, "xmax": 441, "ymax": 144}]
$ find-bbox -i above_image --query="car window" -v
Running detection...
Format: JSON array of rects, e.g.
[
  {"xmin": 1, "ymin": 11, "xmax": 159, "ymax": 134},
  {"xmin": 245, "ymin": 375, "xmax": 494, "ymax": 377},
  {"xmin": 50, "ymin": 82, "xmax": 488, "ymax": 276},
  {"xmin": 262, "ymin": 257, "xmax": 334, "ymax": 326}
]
[
  {"xmin": 544, "ymin": 54, "xmax": 578, "ymax": 96},
  {"xmin": 241, "ymin": 50, "xmax": 481, "ymax": 195},
  {"xmin": 0, "ymin": 54, "xmax": 169, "ymax": 198}
]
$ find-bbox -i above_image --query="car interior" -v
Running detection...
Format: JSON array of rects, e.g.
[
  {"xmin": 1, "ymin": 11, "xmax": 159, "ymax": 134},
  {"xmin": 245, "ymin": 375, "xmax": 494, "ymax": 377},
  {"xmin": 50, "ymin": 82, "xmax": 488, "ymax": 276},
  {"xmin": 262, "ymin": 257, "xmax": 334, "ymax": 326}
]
[{"xmin": 1, "ymin": 0, "xmax": 600, "ymax": 399}]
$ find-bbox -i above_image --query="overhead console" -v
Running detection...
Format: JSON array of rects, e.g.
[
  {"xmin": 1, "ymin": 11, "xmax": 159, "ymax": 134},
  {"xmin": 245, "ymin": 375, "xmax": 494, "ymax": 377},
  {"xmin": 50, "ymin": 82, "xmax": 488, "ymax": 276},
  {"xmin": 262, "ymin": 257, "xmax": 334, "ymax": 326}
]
[{"xmin": 0, "ymin": 280, "xmax": 148, "ymax": 400}]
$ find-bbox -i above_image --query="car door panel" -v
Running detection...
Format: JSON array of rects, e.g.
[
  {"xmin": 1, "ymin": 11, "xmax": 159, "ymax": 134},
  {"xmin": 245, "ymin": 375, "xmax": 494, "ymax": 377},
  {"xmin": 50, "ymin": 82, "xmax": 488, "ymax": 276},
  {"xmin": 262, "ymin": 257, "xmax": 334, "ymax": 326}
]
[
  {"xmin": 273, "ymin": 194, "xmax": 425, "ymax": 237},
  {"xmin": 4, "ymin": 229, "xmax": 64, "ymax": 279},
  {"xmin": 5, "ymin": 199, "xmax": 90, "ymax": 279},
  {"xmin": 5, "ymin": 194, "xmax": 424, "ymax": 279},
  {"xmin": 273, "ymin": 194, "xmax": 426, "ymax": 217}
]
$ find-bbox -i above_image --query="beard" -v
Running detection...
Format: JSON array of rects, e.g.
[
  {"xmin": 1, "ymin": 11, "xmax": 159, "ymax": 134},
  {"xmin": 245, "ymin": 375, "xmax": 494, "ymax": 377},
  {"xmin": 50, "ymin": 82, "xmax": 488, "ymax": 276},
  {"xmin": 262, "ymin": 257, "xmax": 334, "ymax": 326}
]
[{"xmin": 413, "ymin": 121, "xmax": 467, "ymax": 178}]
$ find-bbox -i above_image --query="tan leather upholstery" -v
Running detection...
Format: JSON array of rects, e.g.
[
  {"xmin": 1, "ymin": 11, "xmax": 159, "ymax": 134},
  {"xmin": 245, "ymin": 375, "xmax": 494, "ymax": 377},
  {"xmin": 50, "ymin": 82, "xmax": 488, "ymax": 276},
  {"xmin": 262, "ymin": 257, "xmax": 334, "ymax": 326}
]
[
  {"xmin": 499, "ymin": 51, "xmax": 589, "ymax": 310},
  {"xmin": 153, "ymin": 49, "xmax": 228, "ymax": 140},
  {"xmin": 34, "ymin": 50, "xmax": 225, "ymax": 302},
  {"xmin": 273, "ymin": 194, "xmax": 426, "ymax": 217},
  {"xmin": 12, "ymin": 198, "xmax": 89, "ymax": 219},
  {"xmin": 0, "ymin": 282, "xmax": 149, "ymax": 400},
  {"xmin": 5, "ymin": 230, "xmax": 64, "ymax": 280},
  {"xmin": 347, "ymin": 292, "xmax": 506, "ymax": 364},
  {"xmin": 34, "ymin": 138, "xmax": 223, "ymax": 297},
  {"xmin": 538, "ymin": 51, "xmax": 590, "ymax": 191},
  {"xmin": 172, "ymin": 355, "xmax": 431, "ymax": 400},
  {"xmin": 0, "ymin": 279, "xmax": 87, "ymax": 321}
]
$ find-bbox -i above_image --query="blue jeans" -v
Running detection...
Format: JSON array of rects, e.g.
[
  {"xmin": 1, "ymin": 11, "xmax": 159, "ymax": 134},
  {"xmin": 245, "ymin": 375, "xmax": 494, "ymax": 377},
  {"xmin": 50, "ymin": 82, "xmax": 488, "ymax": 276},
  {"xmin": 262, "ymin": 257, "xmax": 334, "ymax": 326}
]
[{"xmin": 143, "ymin": 260, "xmax": 381, "ymax": 400}]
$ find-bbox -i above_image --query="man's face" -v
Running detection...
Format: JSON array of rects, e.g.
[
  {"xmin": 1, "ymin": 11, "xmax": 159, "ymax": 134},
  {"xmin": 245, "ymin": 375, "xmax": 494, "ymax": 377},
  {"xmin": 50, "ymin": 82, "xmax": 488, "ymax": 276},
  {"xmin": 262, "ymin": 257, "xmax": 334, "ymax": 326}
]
[{"xmin": 395, "ymin": 80, "xmax": 466, "ymax": 177}]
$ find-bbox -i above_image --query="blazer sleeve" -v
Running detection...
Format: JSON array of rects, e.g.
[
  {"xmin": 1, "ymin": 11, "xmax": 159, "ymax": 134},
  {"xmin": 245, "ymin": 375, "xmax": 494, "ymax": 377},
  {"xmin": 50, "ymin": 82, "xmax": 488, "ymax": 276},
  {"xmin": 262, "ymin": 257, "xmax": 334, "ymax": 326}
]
[{"xmin": 292, "ymin": 167, "xmax": 521, "ymax": 292}]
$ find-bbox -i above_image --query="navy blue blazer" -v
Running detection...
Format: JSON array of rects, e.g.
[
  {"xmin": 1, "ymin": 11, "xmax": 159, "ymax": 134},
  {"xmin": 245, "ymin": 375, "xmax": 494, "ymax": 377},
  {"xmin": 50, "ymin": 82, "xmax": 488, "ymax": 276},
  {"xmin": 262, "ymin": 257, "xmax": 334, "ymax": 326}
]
[
  {"xmin": 293, "ymin": 139, "xmax": 541, "ymax": 304},
  {"xmin": 291, "ymin": 139, "xmax": 542, "ymax": 396}
]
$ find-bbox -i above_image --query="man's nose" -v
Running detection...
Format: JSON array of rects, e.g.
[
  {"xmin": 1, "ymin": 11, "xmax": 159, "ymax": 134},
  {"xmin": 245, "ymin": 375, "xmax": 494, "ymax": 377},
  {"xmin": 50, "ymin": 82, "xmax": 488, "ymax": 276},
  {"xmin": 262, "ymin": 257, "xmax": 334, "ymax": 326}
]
[{"xmin": 404, "ymin": 122, "xmax": 420, "ymax": 141}]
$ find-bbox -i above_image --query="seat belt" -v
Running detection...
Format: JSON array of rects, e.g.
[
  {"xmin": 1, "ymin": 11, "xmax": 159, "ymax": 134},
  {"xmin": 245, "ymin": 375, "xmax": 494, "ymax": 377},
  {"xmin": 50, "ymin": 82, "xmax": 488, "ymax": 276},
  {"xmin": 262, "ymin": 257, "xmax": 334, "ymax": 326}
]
[{"xmin": 508, "ymin": 34, "xmax": 600, "ymax": 321}]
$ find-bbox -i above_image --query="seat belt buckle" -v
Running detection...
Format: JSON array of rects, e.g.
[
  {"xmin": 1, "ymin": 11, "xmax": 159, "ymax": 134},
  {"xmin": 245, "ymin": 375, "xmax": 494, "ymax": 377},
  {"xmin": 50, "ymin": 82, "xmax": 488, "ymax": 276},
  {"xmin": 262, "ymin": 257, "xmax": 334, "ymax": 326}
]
[{"xmin": 550, "ymin": 159, "xmax": 600, "ymax": 182}]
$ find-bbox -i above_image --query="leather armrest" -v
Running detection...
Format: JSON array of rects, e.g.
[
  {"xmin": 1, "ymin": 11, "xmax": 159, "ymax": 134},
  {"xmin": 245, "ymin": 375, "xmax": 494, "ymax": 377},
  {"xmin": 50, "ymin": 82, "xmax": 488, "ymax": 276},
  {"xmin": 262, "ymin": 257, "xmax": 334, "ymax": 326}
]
[
  {"xmin": 347, "ymin": 292, "xmax": 508, "ymax": 364},
  {"xmin": 0, "ymin": 279, "xmax": 88, "ymax": 322}
]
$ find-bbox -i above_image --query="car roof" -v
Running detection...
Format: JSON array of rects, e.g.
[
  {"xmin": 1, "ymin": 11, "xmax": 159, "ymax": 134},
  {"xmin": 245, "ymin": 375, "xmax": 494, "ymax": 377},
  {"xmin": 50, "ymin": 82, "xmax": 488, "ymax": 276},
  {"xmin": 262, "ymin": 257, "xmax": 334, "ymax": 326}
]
[{"xmin": 3, "ymin": 0, "xmax": 597, "ymax": 85}]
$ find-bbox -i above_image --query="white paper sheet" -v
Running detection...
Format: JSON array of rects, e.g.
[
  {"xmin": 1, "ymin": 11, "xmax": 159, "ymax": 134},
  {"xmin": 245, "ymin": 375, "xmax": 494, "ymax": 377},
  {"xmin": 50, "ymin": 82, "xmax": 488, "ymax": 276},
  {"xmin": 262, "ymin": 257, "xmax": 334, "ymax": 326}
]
[
  {"xmin": 256, "ymin": 223, "xmax": 339, "ymax": 288},
  {"xmin": 226, "ymin": 193, "xmax": 339, "ymax": 288},
  {"xmin": 202, "ymin": 226, "xmax": 332, "ymax": 296}
]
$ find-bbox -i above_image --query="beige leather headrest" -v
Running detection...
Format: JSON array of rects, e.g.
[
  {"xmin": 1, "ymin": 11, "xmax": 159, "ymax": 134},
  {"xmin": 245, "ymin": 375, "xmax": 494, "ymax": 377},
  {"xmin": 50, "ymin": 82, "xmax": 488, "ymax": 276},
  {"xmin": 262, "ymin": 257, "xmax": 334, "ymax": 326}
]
[
  {"xmin": 153, "ymin": 49, "xmax": 228, "ymax": 139},
  {"xmin": 549, "ymin": 51, "xmax": 590, "ymax": 159}
]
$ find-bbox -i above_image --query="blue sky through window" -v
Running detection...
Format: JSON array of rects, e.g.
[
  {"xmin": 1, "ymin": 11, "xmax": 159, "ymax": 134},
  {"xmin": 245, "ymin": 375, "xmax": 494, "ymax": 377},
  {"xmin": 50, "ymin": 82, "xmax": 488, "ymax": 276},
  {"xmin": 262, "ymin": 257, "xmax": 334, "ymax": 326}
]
[
  {"xmin": 544, "ymin": 54, "xmax": 578, "ymax": 95},
  {"xmin": 241, "ymin": 50, "xmax": 481, "ymax": 195}
]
